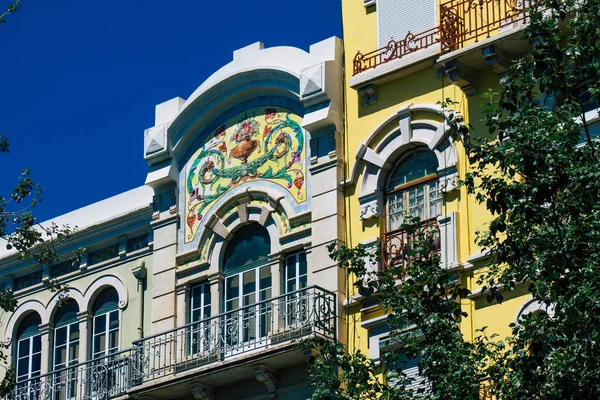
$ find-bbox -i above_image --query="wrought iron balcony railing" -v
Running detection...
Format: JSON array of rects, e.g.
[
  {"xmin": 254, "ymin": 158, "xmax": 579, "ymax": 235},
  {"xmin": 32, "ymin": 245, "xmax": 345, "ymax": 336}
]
[
  {"xmin": 440, "ymin": 0, "xmax": 542, "ymax": 53},
  {"xmin": 353, "ymin": 27, "xmax": 440, "ymax": 75},
  {"xmin": 352, "ymin": 1, "xmax": 544, "ymax": 76},
  {"xmin": 10, "ymin": 286, "xmax": 336, "ymax": 400},
  {"xmin": 380, "ymin": 218, "xmax": 441, "ymax": 274}
]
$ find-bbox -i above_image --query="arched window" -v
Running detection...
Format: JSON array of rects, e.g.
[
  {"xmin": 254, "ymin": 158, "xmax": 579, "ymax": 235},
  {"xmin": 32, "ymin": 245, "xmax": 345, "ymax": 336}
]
[
  {"xmin": 92, "ymin": 288, "xmax": 120, "ymax": 360},
  {"xmin": 386, "ymin": 150, "xmax": 441, "ymax": 231},
  {"xmin": 16, "ymin": 313, "xmax": 42, "ymax": 387},
  {"xmin": 53, "ymin": 300, "xmax": 79, "ymax": 399},
  {"xmin": 223, "ymin": 224, "xmax": 272, "ymax": 343},
  {"xmin": 223, "ymin": 224, "xmax": 271, "ymax": 272}
]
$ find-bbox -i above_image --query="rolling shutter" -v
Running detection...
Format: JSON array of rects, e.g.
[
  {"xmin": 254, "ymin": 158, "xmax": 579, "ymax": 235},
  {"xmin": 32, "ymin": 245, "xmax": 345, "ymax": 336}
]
[{"xmin": 378, "ymin": 0, "xmax": 437, "ymax": 48}]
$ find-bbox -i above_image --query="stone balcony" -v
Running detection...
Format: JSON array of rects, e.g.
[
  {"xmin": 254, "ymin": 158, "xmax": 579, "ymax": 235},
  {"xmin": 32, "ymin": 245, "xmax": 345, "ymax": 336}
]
[{"xmin": 12, "ymin": 286, "xmax": 336, "ymax": 400}]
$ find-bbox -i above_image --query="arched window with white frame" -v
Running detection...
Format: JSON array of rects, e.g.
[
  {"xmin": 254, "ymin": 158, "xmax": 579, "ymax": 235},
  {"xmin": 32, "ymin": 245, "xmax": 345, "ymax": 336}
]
[
  {"xmin": 15, "ymin": 312, "xmax": 42, "ymax": 396},
  {"xmin": 385, "ymin": 150, "xmax": 442, "ymax": 232},
  {"xmin": 53, "ymin": 300, "xmax": 80, "ymax": 399},
  {"xmin": 91, "ymin": 288, "xmax": 120, "ymax": 360}
]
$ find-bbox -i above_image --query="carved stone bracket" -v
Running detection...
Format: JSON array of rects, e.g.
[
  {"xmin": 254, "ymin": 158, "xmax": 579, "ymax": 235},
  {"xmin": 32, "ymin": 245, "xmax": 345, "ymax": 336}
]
[
  {"xmin": 482, "ymin": 45, "xmax": 510, "ymax": 74},
  {"xmin": 443, "ymin": 60, "xmax": 478, "ymax": 97},
  {"xmin": 439, "ymin": 171, "xmax": 459, "ymax": 193},
  {"xmin": 254, "ymin": 365, "xmax": 278, "ymax": 399},
  {"xmin": 357, "ymin": 84, "xmax": 377, "ymax": 107},
  {"xmin": 359, "ymin": 200, "xmax": 379, "ymax": 221},
  {"xmin": 190, "ymin": 383, "xmax": 214, "ymax": 400}
]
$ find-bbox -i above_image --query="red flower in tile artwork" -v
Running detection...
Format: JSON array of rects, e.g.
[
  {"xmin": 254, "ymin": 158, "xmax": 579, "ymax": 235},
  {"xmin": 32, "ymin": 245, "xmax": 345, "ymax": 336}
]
[
  {"xmin": 294, "ymin": 176, "xmax": 304, "ymax": 190},
  {"xmin": 187, "ymin": 214, "xmax": 196, "ymax": 229}
]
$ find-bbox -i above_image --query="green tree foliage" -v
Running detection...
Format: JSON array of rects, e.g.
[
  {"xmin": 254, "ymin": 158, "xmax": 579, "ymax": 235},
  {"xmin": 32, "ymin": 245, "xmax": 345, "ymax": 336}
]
[
  {"xmin": 1, "ymin": 4, "xmax": 81, "ymax": 389},
  {"xmin": 306, "ymin": 0, "xmax": 600, "ymax": 399},
  {"xmin": 456, "ymin": 0, "xmax": 600, "ymax": 398},
  {"xmin": 0, "ymin": 135, "xmax": 80, "ymax": 394},
  {"xmin": 305, "ymin": 219, "xmax": 495, "ymax": 400},
  {"xmin": 0, "ymin": 0, "xmax": 21, "ymax": 26}
]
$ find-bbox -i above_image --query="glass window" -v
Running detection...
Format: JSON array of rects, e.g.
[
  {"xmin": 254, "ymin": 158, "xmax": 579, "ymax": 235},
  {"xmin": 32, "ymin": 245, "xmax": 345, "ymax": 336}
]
[
  {"xmin": 188, "ymin": 282, "xmax": 211, "ymax": 355},
  {"xmin": 53, "ymin": 300, "xmax": 80, "ymax": 400},
  {"xmin": 92, "ymin": 288, "xmax": 120, "ymax": 360},
  {"xmin": 16, "ymin": 313, "xmax": 42, "ymax": 387},
  {"xmin": 224, "ymin": 224, "xmax": 271, "ymax": 272},
  {"xmin": 285, "ymin": 251, "xmax": 308, "ymax": 326},
  {"xmin": 223, "ymin": 224, "xmax": 272, "ymax": 347},
  {"xmin": 386, "ymin": 150, "xmax": 441, "ymax": 231}
]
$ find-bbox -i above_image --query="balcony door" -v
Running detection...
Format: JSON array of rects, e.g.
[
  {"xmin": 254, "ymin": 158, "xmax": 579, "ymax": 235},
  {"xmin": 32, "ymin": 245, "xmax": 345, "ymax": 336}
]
[{"xmin": 223, "ymin": 224, "xmax": 272, "ymax": 355}]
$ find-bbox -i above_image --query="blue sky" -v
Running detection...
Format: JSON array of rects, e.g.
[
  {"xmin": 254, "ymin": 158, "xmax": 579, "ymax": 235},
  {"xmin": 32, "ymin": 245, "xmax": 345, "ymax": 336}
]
[{"xmin": 0, "ymin": 0, "xmax": 342, "ymax": 223}]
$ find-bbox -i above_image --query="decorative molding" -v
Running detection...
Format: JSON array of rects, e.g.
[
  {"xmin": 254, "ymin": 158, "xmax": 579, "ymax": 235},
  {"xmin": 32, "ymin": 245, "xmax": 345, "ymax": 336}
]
[
  {"xmin": 190, "ymin": 383, "xmax": 214, "ymax": 400},
  {"xmin": 482, "ymin": 45, "xmax": 510, "ymax": 74},
  {"xmin": 254, "ymin": 365, "xmax": 278, "ymax": 398},
  {"xmin": 83, "ymin": 274, "xmax": 129, "ymax": 311},
  {"xmin": 442, "ymin": 60, "xmax": 478, "ymax": 97},
  {"xmin": 515, "ymin": 299, "xmax": 555, "ymax": 324},
  {"xmin": 351, "ymin": 103, "xmax": 459, "ymax": 221},
  {"xmin": 439, "ymin": 171, "xmax": 459, "ymax": 193},
  {"xmin": 357, "ymin": 84, "xmax": 377, "ymax": 107},
  {"xmin": 359, "ymin": 199, "xmax": 379, "ymax": 221},
  {"xmin": 300, "ymin": 64, "xmax": 324, "ymax": 98}
]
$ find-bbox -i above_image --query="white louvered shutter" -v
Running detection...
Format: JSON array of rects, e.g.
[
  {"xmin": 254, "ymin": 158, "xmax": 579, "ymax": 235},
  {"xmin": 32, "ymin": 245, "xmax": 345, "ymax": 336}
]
[
  {"xmin": 401, "ymin": 355, "xmax": 427, "ymax": 392},
  {"xmin": 378, "ymin": 0, "xmax": 437, "ymax": 48}
]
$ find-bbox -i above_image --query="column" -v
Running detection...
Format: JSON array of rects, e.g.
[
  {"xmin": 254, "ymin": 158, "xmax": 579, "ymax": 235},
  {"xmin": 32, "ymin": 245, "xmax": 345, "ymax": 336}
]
[{"xmin": 268, "ymin": 254, "xmax": 283, "ymax": 334}]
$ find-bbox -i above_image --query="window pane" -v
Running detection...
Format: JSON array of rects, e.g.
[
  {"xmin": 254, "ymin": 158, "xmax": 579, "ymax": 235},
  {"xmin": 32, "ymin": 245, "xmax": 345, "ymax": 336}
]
[
  {"xmin": 387, "ymin": 192, "xmax": 404, "ymax": 231},
  {"xmin": 109, "ymin": 311, "xmax": 119, "ymax": 329},
  {"xmin": 226, "ymin": 276, "xmax": 239, "ymax": 300},
  {"xmin": 287, "ymin": 280, "xmax": 296, "ymax": 293},
  {"xmin": 70, "ymin": 324, "xmax": 80, "ymax": 341},
  {"xmin": 299, "ymin": 252, "xmax": 307, "ymax": 276},
  {"xmin": 69, "ymin": 342, "xmax": 79, "ymax": 363},
  {"xmin": 55, "ymin": 326, "xmax": 67, "ymax": 346},
  {"xmin": 94, "ymin": 315, "xmax": 106, "ymax": 335},
  {"xmin": 54, "ymin": 346, "xmax": 66, "ymax": 366},
  {"xmin": 109, "ymin": 330, "xmax": 118, "ymax": 351},
  {"xmin": 32, "ymin": 335, "xmax": 41, "ymax": 353},
  {"xmin": 243, "ymin": 270, "xmax": 256, "ymax": 296},
  {"xmin": 286, "ymin": 257, "xmax": 296, "ymax": 279},
  {"xmin": 31, "ymin": 353, "xmax": 41, "ymax": 373},
  {"xmin": 259, "ymin": 266, "xmax": 271, "ymax": 291},
  {"xmin": 17, "ymin": 358, "xmax": 29, "ymax": 380},
  {"xmin": 300, "ymin": 275, "xmax": 307, "ymax": 289},
  {"xmin": 18, "ymin": 339, "xmax": 28, "ymax": 358},
  {"xmin": 203, "ymin": 284, "xmax": 211, "ymax": 305},
  {"xmin": 260, "ymin": 288, "xmax": 272, "ymax": 302},
  {"xmin": 94, "ymin": 333, "xmax": 106, "ymax": 354}
]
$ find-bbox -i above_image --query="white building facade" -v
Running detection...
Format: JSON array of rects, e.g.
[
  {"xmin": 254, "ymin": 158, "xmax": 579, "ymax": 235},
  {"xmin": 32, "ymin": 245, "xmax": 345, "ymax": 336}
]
[{"xmin": 0, "ymin": 37, "xmax": 345, "ymax": 400}]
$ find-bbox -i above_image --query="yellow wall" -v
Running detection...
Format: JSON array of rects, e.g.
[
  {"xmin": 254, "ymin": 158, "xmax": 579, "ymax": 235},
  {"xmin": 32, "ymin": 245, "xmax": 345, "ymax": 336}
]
[{"xmin": 341, "ymin": 0, "xmax": 531, "ymax": 366}]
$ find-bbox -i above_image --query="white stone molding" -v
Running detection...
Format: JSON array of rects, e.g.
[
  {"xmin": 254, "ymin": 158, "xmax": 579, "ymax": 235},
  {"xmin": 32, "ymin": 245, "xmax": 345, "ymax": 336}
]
[
  {"xmin": 190, "ymin": 382, "xmax": 214, "ymax": 400},
  {"xmin": 359, "ymin": 196, "xmax": 380, "ymax": 220},
  {"xmin": 83, "ymin": 274, "xmax": 129, "ymax": 312},
  {"xmin": 515, "ymin": 299, "xmax": 555, "ymax": 325},
  {"xmin": 4, "ymin": 300, "xmax": 47, "ymax": 346},
  {"xmin": 348, "ymin": 103, "xmax": 459, "ymax": 221},
  {"xmin": 254, "ymin": 365, "xmax": 277, "ymax": 398},
  {"xmin": 199, "ymin": 186, "xmax": 307, "ymax": 274},
  {"xmin": 438, "ymin": 212, "xmax": 459, "ymax": 269},
  {"xmin": 46, "ymin": 287, "xmax": 86, "ymax": 322}
]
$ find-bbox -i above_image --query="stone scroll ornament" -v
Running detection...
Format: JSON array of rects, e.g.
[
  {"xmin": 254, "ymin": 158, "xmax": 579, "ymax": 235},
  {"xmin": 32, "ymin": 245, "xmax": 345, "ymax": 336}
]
[{"xmin": 185, "ymin": 107, "xmax": 307, "ymax": 243}]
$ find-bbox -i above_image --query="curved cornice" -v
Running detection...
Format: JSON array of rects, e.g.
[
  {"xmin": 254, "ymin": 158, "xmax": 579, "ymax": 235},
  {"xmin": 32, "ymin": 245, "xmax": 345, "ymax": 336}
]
[{"xmin": 169, "ymin": 70, "xmax": 301, "ymax": 159}]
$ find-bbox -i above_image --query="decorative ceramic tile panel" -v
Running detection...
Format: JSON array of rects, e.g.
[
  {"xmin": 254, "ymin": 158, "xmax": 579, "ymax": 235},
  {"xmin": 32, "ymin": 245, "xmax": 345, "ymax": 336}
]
[{"xmin": 184, "ymin": 106, "xmax": 307, "ymax": 243}]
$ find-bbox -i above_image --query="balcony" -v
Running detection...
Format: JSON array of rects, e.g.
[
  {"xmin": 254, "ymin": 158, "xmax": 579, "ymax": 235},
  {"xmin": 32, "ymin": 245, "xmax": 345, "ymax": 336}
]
[
  {"xmin": 380, "ymin": 218, "xmax": 441, "ymax": 274},
  {"xmin": 11, "ymin": 286, "xmax": 336, "ymax": 400},
  {"xmin": 351, "ymin": 0, "xmax": 541, "ymax": 93}
]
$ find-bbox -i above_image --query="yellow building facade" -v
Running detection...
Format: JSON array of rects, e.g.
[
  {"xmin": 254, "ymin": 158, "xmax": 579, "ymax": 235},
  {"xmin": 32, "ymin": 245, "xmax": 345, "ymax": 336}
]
[{"xmin": 341, "ymin": 0, "xmax": 539, "ymax": 389}]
